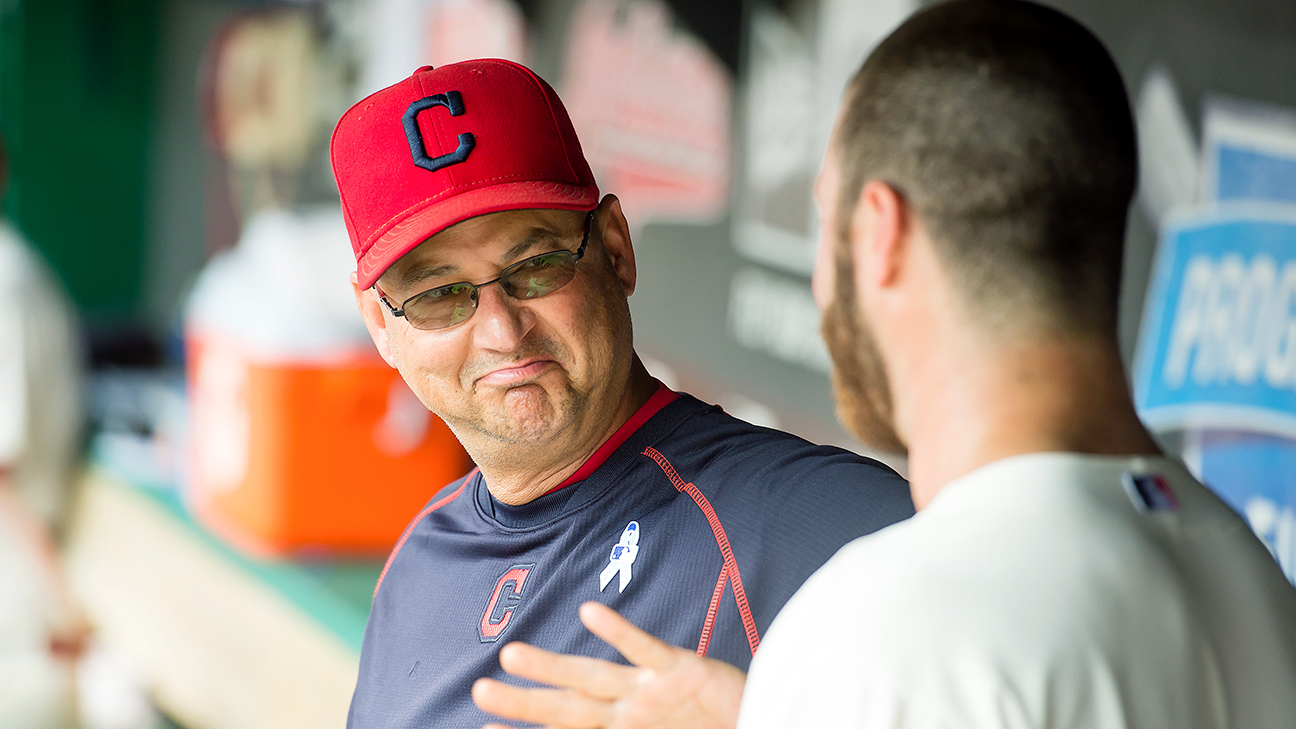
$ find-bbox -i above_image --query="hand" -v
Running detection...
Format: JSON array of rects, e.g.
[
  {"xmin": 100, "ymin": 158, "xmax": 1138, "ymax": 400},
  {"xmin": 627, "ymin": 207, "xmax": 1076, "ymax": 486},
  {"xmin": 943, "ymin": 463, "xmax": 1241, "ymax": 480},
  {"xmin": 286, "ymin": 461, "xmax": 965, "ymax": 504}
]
[
  {"xmin": 472, "ymin": 601, "xmax": 747, "ymax": 729},
  {"xmin": 49, "ymin": 608, "xmax": 92, "ymax": 661},
  {"xmin": 0, "ymin": 476, "xmax": 91, "ymax": 661}
]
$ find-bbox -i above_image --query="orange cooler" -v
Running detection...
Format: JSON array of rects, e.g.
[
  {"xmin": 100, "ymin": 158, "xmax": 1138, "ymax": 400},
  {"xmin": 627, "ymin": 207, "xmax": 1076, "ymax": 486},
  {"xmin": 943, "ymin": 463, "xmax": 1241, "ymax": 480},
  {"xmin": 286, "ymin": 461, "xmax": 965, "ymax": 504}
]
[{"xmin": 187, "ymin": 331, "xmax": 473, "ymax": 556}]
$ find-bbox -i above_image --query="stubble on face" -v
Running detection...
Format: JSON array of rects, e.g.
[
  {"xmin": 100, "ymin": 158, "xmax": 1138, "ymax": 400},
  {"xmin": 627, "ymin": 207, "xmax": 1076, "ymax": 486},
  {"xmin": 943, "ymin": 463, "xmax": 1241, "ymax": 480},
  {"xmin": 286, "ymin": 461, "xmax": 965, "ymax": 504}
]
[{"xmin": 460, "ymin": 332, "xmax": 587, "ymax": 445}]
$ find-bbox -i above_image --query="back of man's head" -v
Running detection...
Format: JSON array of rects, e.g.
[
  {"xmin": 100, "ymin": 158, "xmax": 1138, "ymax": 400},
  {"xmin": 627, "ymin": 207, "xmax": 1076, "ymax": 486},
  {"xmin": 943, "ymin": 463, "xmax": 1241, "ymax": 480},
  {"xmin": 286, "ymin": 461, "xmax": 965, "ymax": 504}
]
[{"xmin": 835, "ymin": 0, "xmax": 1136, "ymax": 335}]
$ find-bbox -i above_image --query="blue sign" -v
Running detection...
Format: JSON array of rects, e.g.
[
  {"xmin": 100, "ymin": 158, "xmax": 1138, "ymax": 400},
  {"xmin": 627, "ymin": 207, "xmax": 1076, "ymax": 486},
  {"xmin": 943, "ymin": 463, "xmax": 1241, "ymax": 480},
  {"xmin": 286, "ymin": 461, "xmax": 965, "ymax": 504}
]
[
  {"xmin": 1135, "ymin": 208, "xmax": 1296, "ymax": 438},
  {"xmin": 1198, "ymin": 433, "xmax": 1296, "ymax": 584},
  {"xmin": 1214, "ymin": 146, "xmax": 1296, "ymax": 205},
  {"xmin": 1176, "ymin": 102, "xmax": 1296, "ymax": 586}
]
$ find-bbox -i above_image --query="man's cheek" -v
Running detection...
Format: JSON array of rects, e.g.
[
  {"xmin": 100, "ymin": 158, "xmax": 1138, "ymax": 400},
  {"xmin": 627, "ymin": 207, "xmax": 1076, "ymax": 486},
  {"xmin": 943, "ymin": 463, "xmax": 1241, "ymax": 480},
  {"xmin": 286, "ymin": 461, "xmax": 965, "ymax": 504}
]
[{"xmin": 811, "ymin": 228, "xmax": 842, "ymax": 311}]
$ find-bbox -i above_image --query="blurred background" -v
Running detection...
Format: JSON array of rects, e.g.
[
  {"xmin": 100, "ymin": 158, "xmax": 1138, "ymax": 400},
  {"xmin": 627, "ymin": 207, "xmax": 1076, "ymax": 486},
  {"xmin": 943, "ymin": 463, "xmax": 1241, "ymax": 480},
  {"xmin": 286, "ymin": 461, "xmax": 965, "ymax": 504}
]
[{"xmin": 1, "ymin": 0, "xmax": 1295, "ymax": 727}]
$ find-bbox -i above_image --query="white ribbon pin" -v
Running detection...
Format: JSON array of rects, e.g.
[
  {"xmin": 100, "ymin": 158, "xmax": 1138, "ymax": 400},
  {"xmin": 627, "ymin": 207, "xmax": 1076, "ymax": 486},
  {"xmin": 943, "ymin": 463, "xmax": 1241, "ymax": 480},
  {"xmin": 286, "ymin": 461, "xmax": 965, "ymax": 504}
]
[{"xmin": 599, "ymin": 521, "xmax": 640, "ymax": 593}]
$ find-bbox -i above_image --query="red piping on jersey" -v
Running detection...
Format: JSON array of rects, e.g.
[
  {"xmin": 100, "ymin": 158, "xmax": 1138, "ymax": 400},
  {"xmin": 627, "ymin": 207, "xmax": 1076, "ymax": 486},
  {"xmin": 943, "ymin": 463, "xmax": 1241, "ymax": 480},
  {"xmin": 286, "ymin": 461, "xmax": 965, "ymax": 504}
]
[
  {"xmin": 374, "ymin": 468, "xmax": 477, "ymax": 599},
  {"xmin": 543, "ymin": 380, "xmax": 680, "ymax": 496},
  {"xmin": 696, "ymin": 568, "xmax": 729, "ymax": 656},
  {"xmin": 643, "ymin": 447, "xmax": 761, "ymax": 656}
]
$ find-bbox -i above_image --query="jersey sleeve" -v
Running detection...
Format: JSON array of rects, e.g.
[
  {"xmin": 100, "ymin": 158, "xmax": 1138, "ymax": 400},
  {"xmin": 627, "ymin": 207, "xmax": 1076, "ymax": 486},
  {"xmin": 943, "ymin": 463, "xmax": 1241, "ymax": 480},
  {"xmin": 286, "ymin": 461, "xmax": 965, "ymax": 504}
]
[
  {"xmin": 763, "ymin": 446, "xmax": 913, "ymax": 540},
  {"xmin": 729, "ymin": 439, "xmax": 914, "ymax": 633}
]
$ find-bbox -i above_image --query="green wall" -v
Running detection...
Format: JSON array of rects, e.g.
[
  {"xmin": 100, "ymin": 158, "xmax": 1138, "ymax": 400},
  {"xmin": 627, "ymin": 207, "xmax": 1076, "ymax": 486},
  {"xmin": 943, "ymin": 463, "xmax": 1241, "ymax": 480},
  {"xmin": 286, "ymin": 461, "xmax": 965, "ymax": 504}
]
[{"xmin": 0, "ymin": 0, "xmax": 159, "ymax": 322}]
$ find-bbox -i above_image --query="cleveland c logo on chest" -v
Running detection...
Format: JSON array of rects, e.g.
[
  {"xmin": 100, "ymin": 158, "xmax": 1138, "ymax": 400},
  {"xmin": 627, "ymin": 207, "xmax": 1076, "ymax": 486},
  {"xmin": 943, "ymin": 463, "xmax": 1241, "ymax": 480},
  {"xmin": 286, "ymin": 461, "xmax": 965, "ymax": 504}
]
[{"xmin": 479, "ymin": 563, "xmax": 535, "ymax": 643}]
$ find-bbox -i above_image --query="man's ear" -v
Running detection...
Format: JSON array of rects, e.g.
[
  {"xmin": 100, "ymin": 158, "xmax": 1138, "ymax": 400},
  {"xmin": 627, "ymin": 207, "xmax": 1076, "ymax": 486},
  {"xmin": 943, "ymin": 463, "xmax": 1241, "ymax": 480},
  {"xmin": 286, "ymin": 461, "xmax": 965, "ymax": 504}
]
[
  {"xmin": 593, "ymin": 195, "xmax": 637, "ymax": 297},
  {"xmin": 849, "ymin": 180, "xmax": 908, "ymax": 292},
  {"xmin": 352, "ymin": 271, "xmax": 398, "ymax": 368}
]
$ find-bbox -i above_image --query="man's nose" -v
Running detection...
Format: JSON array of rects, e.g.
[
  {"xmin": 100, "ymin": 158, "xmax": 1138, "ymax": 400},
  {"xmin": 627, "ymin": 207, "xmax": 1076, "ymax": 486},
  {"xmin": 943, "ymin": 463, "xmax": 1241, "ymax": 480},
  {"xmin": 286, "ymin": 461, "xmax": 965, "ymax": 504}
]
[{"xmin": 470, "ymin": 283, "xmax": 535, "ymax": 352}]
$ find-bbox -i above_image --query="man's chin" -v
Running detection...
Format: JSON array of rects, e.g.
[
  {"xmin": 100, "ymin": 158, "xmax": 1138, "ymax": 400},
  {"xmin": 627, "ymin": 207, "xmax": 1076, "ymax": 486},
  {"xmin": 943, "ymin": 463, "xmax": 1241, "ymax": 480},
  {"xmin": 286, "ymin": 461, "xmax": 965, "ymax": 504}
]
[{"xmin": 476, "ymin": 383, "xmax": 570, "ymax": 444}]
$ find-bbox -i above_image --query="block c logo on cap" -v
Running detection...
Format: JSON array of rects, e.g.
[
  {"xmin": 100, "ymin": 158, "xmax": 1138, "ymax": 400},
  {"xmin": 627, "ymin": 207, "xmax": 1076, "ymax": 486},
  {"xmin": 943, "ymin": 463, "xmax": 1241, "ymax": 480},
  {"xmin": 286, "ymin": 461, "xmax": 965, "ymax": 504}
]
[{"xmin": 402, "ymin": 90, "xmax": 476, "ymax": 173}]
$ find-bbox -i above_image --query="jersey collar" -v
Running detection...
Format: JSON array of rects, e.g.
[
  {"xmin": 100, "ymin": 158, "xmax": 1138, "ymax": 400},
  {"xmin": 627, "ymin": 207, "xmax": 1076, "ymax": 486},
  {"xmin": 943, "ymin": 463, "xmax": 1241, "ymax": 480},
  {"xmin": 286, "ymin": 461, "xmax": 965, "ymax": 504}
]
[
  {"xmin": 475, "ymin": 380, "xmax": 683, "ymax": 528},
  {"xmin": 545, "ymin": 380, "xmax": 680, "ymax": 495}
]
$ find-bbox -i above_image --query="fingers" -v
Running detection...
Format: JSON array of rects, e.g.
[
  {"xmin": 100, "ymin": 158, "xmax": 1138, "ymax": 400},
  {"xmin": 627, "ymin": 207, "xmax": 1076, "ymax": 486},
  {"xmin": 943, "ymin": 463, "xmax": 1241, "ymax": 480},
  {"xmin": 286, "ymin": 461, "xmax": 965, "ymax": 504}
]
[
  {"xmin": 498, "ymin": 642, "xmax": 637, "ymax": 699},
  {"xmin": 472, "ymin": 677, "xmax": 613, "ymax": 729},
  {"xmin": 579, "ymin": 602, "xmax": 680, "ymax": 671}
]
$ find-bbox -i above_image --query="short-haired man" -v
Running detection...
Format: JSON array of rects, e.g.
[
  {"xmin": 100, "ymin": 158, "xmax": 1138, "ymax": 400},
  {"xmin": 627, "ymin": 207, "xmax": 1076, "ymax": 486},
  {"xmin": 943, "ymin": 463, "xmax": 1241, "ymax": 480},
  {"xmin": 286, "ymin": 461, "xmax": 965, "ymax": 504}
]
[
  {"xmin": 472, "ymin": 2, "xmax": 1296, "ymax": 727},
  {"xmin": 329, "ymin": 60, "xmax": 913, "ymax": 728}
]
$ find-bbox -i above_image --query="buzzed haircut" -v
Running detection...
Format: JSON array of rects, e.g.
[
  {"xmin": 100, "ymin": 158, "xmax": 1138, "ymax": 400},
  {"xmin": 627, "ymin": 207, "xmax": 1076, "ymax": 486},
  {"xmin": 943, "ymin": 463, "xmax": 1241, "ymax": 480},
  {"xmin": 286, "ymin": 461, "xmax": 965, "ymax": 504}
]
[{"xmin": 834, "ymin": 0, "xmax": 1137, "ymax": 334}]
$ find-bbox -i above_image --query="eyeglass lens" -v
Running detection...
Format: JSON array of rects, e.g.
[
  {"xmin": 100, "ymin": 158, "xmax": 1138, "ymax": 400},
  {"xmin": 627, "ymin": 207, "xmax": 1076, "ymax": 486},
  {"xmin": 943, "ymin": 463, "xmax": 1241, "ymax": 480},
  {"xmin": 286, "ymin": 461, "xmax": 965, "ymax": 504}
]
[{"xmin": 402, "ymin": 249, "xmax": 580, "ymax": 330}]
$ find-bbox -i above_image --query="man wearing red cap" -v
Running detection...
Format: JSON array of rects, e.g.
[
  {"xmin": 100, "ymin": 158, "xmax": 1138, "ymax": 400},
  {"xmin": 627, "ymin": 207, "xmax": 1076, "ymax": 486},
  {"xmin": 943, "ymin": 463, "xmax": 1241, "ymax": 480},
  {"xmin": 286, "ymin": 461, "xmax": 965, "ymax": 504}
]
[{"xmin": 330, "ymin": 60, "xmax": 913, "ymax": 728}]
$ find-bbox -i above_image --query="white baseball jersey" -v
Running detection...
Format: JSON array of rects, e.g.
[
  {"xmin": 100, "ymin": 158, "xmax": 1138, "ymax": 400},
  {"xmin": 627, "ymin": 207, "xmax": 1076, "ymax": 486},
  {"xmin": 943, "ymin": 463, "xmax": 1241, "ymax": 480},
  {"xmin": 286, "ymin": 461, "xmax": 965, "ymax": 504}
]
[
  {"xmin": 739, "ymin": 453, "xmax": 1296, "ymax": 729},
  {"xmin": 0, "ymin": 220, "xmax": 81, "ymax": 729},
  {"xmin": 0, "ymin": 219, "xmax": 81, "ymax": 523}
]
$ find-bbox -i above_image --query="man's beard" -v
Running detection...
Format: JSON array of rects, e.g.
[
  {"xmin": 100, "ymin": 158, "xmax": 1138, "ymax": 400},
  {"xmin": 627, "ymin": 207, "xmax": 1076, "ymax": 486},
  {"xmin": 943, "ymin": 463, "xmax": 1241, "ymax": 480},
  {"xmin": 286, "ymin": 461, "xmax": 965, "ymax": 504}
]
[{"xmin": 821, "ymin": 244, "xmax": 908, "ymax": 456}]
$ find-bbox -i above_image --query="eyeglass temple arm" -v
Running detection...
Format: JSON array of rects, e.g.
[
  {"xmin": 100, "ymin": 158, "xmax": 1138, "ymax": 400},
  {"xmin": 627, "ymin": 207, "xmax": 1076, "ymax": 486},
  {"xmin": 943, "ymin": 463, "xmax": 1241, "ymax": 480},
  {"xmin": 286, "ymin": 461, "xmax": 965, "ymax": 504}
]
[
  {"xmin": 575, "ymin": 210, "xmax": 595, "ymax": 259},
  {"xmin": 373, "ymin": 286, "xmax": 407, "ymax": 318}
]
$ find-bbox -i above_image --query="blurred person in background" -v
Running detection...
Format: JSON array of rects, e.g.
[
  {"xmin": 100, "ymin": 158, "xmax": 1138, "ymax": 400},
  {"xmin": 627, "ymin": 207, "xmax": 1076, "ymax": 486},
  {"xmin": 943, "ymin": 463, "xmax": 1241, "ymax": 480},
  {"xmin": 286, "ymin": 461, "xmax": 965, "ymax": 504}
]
[
  {"xmin": 0, "ymin": 133, "xmax": 87, "ymax": 727},
  {"xmin": 329, "ymin": 59, "xmax": 913, "ymax": 728},
  {"xmin": 471, "ymin": 2, "xmax": 1296, "ymax": 728}
]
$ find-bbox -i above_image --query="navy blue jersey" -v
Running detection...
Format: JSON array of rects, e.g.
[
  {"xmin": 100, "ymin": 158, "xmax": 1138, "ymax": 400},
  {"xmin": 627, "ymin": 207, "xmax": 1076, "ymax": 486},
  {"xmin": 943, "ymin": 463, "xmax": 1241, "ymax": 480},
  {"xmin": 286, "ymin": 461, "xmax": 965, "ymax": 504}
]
[{"xmin": 348, "ymin": 387, "xmax": 913, "ymax": 728}]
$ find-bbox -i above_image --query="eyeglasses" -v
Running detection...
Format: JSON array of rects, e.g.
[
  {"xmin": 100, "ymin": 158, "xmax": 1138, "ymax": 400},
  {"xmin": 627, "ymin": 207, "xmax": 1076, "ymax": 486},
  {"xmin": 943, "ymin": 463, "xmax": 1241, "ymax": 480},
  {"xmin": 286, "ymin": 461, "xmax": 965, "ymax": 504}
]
[{"xmin": 376, "ymin": 211, "xmax": 594, "ymax": 331}]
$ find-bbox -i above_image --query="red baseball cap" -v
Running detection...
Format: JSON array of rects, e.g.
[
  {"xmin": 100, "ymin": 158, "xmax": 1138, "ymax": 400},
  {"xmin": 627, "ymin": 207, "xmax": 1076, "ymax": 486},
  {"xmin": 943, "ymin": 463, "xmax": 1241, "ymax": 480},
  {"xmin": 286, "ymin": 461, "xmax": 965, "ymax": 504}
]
[{"xmin": 330, "ymin": 59, "xmax": 600, "ymax": 289}]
